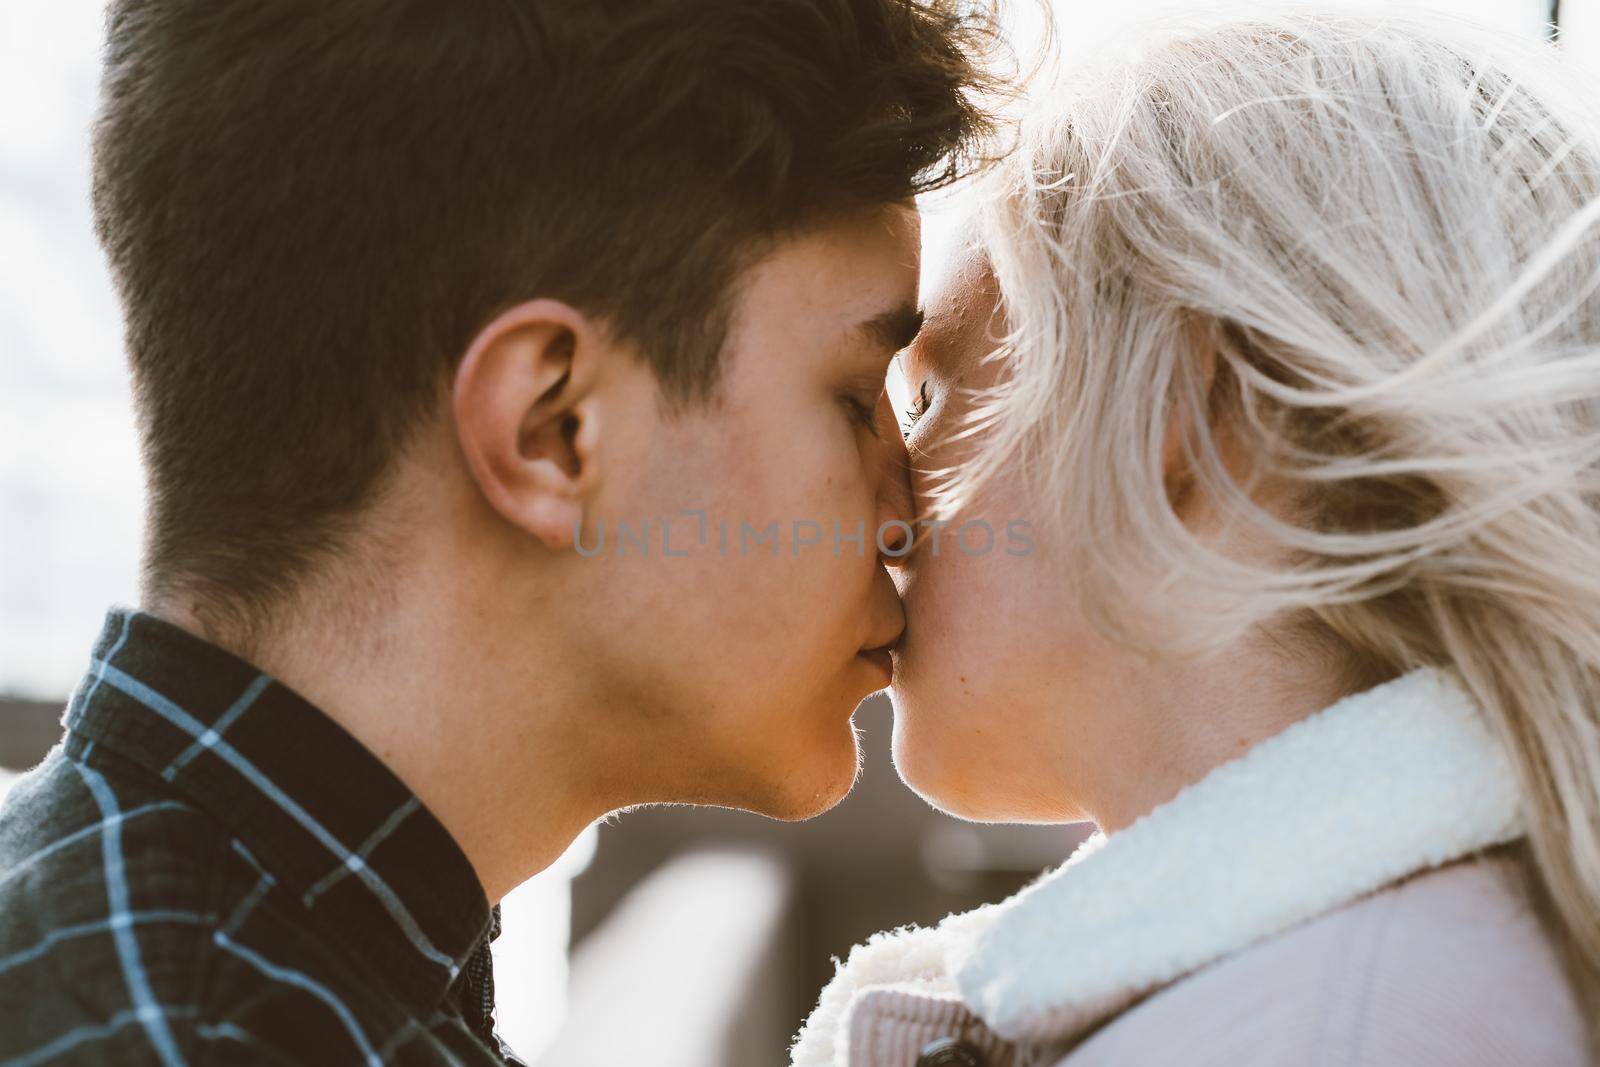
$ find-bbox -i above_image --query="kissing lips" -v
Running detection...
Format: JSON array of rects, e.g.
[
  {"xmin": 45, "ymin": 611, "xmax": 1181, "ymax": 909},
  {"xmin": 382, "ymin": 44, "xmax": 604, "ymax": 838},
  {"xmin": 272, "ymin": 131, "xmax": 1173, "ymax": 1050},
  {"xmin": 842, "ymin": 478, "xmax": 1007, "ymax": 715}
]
[
  {"xmin": 858, "ymin": 580, "xmax": 905, "ymax": 682},
  {"xmin": 857, "ymin": 639, "xmax": 896, "ymax": 680}
]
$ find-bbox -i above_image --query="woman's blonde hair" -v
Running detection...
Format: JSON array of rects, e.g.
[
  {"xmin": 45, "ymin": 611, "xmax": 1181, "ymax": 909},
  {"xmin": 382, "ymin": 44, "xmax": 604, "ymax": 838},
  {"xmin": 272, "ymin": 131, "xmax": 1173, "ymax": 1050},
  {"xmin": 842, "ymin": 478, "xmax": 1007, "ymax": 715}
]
[{"xmin": 959, "ymin": 8, "xmax": 1600, "ymax": 1038}]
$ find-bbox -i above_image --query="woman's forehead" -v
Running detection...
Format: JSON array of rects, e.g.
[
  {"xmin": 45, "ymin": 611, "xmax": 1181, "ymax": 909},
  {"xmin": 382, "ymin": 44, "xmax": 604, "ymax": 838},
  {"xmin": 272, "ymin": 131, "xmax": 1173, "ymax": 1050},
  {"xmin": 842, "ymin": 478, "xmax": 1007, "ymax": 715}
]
[{"xmin": 912, "ymin": 236, "xmax": 1002, "ymax": 376}]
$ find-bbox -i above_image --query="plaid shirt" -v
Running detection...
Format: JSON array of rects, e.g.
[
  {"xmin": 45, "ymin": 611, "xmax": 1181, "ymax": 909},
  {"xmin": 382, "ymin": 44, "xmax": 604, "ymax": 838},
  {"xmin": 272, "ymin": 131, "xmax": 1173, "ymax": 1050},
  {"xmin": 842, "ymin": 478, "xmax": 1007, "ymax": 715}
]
[{"xmin": 0, "ymin": 608, "xmax": 527, "ymax": 1065}]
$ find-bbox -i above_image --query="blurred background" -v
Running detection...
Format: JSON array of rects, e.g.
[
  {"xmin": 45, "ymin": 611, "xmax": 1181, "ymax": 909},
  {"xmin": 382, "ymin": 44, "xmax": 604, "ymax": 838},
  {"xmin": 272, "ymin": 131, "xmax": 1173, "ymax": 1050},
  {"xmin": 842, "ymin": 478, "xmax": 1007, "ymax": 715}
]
[{"xmin": 0, "ymin": 1, "xmax": 1586, "ymax": 1063}]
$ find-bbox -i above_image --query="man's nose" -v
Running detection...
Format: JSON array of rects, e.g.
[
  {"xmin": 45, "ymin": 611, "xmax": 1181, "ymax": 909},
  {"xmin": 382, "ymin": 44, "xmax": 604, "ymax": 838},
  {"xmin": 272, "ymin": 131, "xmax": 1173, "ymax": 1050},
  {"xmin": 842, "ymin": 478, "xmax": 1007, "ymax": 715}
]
[{"xmin": 873, "ymin": 392, "xmax": 915, "ymax": 563}]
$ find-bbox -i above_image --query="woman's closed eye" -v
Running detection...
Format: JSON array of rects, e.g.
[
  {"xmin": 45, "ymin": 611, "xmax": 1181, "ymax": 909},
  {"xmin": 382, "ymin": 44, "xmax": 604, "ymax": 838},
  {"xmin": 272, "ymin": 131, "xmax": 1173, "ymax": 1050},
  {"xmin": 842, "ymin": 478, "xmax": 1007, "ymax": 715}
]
[{"xmin": 903, "ymin": 380, "xmax": 932, "ymax": 438}]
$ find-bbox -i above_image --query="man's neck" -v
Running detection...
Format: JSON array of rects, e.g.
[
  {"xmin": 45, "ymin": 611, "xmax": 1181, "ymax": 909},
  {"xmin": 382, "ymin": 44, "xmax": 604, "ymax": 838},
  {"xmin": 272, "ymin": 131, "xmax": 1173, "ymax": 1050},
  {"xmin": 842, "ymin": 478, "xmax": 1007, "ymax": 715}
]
[{"xmin": 144, "ymin": 591, "xmax": 597, "ymax": 904}]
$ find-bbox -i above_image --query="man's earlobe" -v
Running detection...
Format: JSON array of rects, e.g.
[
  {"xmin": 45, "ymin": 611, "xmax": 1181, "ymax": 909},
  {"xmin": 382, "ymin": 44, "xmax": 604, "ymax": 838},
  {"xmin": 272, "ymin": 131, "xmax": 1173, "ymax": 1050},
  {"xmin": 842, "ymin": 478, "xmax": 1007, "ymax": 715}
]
[{"xmin": 452, "ymin": 300, "xmax": 602, "ymax": 552}]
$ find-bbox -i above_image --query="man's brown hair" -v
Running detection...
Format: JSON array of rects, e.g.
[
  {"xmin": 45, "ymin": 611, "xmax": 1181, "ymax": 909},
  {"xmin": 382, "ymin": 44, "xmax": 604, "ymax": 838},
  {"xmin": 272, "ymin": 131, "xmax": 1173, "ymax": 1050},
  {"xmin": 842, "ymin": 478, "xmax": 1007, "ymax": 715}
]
[{"xmin": 92, "ymin": 0, "xmax": 1000, "ymax": 624}]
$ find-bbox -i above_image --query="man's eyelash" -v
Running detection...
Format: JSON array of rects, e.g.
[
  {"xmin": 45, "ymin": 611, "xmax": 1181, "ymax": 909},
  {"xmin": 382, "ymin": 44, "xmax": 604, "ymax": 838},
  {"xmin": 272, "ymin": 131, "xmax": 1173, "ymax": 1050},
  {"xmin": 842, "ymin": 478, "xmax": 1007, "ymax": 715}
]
[{"xmin": 845, "ymin": 394, "xmax": 882, "ymax": 439}]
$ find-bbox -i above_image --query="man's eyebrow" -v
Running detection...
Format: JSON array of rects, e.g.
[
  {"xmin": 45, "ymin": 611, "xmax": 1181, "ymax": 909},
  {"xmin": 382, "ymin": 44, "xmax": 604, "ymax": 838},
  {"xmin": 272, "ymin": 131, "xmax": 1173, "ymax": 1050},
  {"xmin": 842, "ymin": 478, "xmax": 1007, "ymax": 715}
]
[{"xmin": 856, "ymin": 303, "xmax": 925, "ymax": 354}]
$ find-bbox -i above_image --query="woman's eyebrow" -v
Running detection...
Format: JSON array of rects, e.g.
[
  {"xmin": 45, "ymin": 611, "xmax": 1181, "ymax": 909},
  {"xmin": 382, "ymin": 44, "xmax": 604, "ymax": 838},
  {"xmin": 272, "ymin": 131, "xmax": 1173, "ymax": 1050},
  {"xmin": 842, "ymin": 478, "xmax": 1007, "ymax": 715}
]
[{"xmin": 855, "ymin": 302, "xmax": 926, "ymax": 354}]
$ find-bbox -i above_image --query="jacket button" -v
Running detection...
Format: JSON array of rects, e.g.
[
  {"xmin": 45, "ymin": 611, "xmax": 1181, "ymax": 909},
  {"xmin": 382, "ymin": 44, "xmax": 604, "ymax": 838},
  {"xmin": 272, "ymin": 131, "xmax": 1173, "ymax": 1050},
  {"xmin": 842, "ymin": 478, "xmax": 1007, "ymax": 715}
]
[{"xmin": 916, "ymin": 1038, "xmax": 985, "ymax": 1067}]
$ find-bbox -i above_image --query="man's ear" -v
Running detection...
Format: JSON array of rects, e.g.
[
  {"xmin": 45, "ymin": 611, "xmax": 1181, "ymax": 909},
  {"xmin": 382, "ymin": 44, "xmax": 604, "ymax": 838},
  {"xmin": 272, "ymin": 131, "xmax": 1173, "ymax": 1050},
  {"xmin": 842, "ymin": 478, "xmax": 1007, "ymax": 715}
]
[
  {"xmin": 452, "ymin": 299, "xmax": 605, "ymax": 552},
  {"xmin": 1160, "ymin": 315, "xmax": 1221, "ymax": 512}
]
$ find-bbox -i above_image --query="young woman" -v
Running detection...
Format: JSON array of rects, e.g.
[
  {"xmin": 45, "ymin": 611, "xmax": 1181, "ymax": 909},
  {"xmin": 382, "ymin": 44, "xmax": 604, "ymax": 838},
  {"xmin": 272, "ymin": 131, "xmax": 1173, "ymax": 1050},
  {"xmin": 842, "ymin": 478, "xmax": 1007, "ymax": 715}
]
[{"xmin": 794, "ymin": 12, "xmax": 1599, "ymax": 1066}]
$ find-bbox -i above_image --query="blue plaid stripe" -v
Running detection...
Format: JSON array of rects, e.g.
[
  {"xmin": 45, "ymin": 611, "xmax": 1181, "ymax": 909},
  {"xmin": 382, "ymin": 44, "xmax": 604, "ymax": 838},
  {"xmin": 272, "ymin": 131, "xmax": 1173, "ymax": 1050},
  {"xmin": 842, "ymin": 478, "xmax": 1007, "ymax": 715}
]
[
  {"xmin": 213, "ymin": 931, "xmax": 384, "ymax": 1066},
  {"xmin": 0, "ymin": 910, "xmax": 208, "ymax": 980},
  {"xmin": 162, "ymin": 673, "xmax": 273, "ymax": 781},
  {"xmin": 0, "ymin": 799, "xmax": 191, "ymax": 896},
  {"xmin": 89, "ymin": 656, "xmax": 462, "ymax": 978},
  {"xmin": 4, "ymin": 1008, "xmax": 200, "ymax": 1067},
  {"xmin": 305, "ymin": 797, "xmax": 422, "ymax": 907},
  {"xmin": 71, "ymin": 760, "xmax": 188, "ymax": 1067},
  {"xmin": 68, "ymin": 611, "xmax": 133, "ymax": 721}
]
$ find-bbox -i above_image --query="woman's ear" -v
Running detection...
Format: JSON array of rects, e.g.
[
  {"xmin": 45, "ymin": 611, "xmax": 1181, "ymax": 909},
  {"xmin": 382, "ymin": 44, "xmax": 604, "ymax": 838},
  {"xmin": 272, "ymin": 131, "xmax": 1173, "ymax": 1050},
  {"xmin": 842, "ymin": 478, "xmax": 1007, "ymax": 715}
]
[
  {"xmin": 1161, "ymin": 316, "xmax": 1221, "ymax": 511},
  {"xmin": 452, "ymin": 299, "xmax": 606, "ymax": 551}
]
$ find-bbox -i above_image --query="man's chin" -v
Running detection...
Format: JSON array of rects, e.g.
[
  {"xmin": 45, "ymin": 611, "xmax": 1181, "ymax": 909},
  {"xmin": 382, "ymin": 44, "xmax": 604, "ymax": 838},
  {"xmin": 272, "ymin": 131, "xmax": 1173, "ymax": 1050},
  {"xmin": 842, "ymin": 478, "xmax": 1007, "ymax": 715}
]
[
  {"xmin": 644, "ymin": 702, "xmax": 863, "ymax": 819},
  {"xmin": 761, "ymin": 775, "xmax": 856, "ymax": 822},
  {"xmin": 745, "ymin": 722, "xmax": 863, "ymax": 822}
]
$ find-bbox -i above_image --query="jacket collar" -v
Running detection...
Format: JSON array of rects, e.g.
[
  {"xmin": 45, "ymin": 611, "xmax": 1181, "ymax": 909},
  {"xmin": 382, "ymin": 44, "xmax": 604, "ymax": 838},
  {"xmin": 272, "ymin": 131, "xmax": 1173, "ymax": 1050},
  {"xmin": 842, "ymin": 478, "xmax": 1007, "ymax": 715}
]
[{"xmin": 792, "ymin": 665, "xmax": 1526, "ymax": 1064}]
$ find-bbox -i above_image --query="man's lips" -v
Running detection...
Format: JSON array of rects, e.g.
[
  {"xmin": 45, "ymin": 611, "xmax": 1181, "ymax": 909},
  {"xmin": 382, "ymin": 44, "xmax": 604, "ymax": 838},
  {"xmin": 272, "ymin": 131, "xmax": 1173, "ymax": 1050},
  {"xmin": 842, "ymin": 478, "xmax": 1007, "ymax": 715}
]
[
  {"xmin": 857, "ymin": 645, "xmax": 894, "ymax": 678},
  {"xmin": 859, "ymin": 582, "xmax": 905, "ymax": 680},
  {"xmin": 857, "ymin": 629, "xmax": 901, "ymax": 678}
]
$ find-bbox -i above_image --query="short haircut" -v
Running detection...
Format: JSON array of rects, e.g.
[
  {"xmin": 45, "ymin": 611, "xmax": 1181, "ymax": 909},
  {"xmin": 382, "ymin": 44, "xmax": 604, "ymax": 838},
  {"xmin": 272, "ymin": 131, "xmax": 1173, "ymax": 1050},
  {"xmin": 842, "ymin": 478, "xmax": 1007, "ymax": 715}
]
[{"xmin": 93, "ymin": 0, "xmax": 1001, "ymax": 623}]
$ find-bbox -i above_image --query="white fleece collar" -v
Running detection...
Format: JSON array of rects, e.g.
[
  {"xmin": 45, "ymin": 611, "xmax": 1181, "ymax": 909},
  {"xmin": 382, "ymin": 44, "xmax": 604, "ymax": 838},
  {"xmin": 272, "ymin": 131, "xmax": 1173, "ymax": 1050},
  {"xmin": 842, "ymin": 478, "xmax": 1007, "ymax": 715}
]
[{"xmin": 791, "ymin": 666, "xmax": 1526, "ymax": 1065}]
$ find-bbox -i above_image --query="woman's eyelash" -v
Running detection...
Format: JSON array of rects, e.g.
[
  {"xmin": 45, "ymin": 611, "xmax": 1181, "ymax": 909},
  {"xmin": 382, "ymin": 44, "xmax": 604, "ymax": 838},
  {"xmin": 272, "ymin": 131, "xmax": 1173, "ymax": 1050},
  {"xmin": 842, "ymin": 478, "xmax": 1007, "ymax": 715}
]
[{"xmin": 903, "ymin": 381, "xmax": 932, "ymax": 430}]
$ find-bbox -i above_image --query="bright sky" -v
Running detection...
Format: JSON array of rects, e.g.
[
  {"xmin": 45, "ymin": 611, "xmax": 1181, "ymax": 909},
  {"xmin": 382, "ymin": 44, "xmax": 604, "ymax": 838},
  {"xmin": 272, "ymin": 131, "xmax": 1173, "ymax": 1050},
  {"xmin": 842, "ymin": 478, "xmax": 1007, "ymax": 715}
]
[{"xmin": 1, "ymin": 3, "xmax": 142, "ymax": 699}]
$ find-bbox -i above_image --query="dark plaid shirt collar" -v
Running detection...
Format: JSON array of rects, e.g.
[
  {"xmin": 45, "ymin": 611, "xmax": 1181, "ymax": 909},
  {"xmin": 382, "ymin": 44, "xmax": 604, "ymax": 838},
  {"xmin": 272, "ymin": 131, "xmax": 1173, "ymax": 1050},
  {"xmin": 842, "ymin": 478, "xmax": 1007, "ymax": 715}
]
[{"xmin": 62, "ymin": 606, "xmax": 495, "ymax": 1017}]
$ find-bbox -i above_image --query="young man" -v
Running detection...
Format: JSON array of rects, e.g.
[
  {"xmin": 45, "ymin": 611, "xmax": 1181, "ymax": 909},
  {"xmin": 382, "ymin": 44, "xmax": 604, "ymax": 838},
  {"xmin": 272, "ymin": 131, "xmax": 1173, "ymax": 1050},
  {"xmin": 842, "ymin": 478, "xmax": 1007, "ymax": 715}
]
[{"xmin": 0, "ymin": 1, "xmax": 998, "ymax": 1062}]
